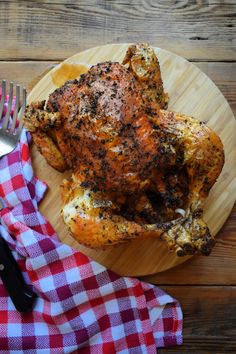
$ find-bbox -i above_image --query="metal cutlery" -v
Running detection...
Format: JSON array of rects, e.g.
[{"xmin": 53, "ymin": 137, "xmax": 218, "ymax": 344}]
[
  {"xmin": 0, "ymin": 80, "xmax": 36, "ymax": 312},
  {"xmin": 0, "ymin": 80, "xmax": 26, "ymax": 157}
]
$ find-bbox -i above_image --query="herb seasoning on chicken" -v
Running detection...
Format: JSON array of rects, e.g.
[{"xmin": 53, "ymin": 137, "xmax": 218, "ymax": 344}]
[{"xmin": 24, "ymin": 43, "xmax": 224, "ymax": 256}]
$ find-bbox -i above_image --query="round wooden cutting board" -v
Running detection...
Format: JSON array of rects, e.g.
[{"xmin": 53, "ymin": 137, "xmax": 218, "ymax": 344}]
[{"xmin": 28, "ymin": 43, "xmax": 236, "ymax": 276}]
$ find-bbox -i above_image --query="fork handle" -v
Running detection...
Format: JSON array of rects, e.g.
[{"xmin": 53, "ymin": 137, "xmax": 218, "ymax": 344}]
[{"xmin": 0, "ymin": 235, "xmax": 37, "ymax": 312}]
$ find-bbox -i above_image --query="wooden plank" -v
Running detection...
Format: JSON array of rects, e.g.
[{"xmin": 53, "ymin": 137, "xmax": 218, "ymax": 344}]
[
  {"xmin": 0, "ymin": 61, "xmax": 235, "ymax": 114},
  {"xmin": 195, "ymin": 62, "xmax": 236, "ymax": 113},
  {"xmin": 0, "ymin": 62, "xmax": 58, "ymax": 89},
  {"xmin": 0, "ymin": 1, "xmax": 235, "ymax": 61},
  {"xmin": 158, "ymin": 286, "xmax": 236, "ymax": 353}
]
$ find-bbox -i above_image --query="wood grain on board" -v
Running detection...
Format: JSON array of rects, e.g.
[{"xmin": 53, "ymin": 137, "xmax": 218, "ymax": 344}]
[
  {"xmin": 1, "ymin": 59, "xmax": 235, "ymax": 282},
  {"xmin": 0, "ymin": 1, "xmax": 235, "ymax": 61},
  {"xmin": 1, "ymin": 61, "xmax": 235, "ymax": 280},
  {"xmin": 27, "ymin": 44, "xmax": 236, "ymax": 276}
]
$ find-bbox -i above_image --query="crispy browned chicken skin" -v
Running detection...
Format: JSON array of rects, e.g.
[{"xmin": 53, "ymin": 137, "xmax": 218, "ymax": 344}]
[{"xmin": 24, "ymin": 43, "xmax": 224, "ymax": 256}]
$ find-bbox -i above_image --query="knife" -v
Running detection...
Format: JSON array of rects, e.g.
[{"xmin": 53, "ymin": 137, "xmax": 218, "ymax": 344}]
[{"xmin": 0, "ymin": 202, "xmax": 37, "ymax": 312}]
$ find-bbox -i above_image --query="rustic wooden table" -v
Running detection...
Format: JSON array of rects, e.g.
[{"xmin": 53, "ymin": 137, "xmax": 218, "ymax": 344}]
[{"xmin": 0, "ymin": 1, "xmax": 235, "ymax": 352}]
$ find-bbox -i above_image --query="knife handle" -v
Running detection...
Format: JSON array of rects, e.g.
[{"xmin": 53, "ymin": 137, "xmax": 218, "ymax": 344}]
[{"xmin": 0, "ymin": 235, "xmax": 36, "ymax": 312}]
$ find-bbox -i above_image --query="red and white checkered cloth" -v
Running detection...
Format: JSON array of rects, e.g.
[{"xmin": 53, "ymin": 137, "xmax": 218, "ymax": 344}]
[{"xmin": 0, "ymin": 98, "xmax": 182, "ymax": 353}]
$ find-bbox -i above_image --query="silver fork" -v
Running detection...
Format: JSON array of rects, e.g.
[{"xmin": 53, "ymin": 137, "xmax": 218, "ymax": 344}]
[
  {"xmin": 0, "ymin": 80, "xmax": 26, "ymax": 157},
  {"xmin": 0, "ymin": 80, "xmax": 36, "ymax": 312}
]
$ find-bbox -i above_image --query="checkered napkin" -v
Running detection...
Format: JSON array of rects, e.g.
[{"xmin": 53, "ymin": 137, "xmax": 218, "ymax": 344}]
[{"xmin": 0, "ymin": 102, "xmax": 182, "ymax": 353}]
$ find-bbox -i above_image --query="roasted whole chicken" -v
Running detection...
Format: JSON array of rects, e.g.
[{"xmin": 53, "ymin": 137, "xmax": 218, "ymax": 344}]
[{"xmin": 24, "ymin": 43, "xmax": 224, "ymax": 256}]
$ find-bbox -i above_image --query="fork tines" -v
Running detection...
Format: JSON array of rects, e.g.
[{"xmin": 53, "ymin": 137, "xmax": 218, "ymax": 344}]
[{"xmin": 0, "ymin": 80, "xmax": 26, "ymax": 135}]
